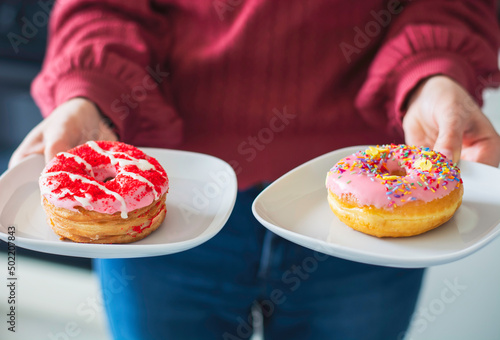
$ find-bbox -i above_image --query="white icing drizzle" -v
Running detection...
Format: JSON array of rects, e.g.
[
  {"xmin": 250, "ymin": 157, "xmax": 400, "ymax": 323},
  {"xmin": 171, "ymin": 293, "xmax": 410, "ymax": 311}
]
[
  {"xmin": 113, "ymin": 152, "xmax": 156, "ymax": 171},
  {"xmin": 86, "ymin": 141, "xmax": 159, "ymax": 173},
  {"xmin": 85, "ymin": 141, "xmax": 164, "ymax": 199},
  {"xmin": 41, "ymin": 142, "xmax": 167, "ymax": 219},
  {"xmin": 57, "ymin": 152, "xmax": 95, "ymax": 177},
  {"xmin": 41, "ymin": 171, "xmax": 128, "ymax": 218},
  {"xmin": 74, "ymin": 194, "xmax": 94, "ymax": 210},
  {"xmin": 121, "ymin": 171, "xmax": 160, "ymax": 199}
]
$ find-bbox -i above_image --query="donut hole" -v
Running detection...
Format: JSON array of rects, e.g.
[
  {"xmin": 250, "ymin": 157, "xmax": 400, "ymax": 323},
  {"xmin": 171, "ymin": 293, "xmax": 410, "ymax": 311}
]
[
  {"xmin": 383, "ymin": 159, "xmax": 407, "ymax": 177},
  {"xmin": 389, "ymin": 168, "xmax": 407, "ymax": 177},
  {"xmin": 93, "ymin": 166, "xmax": 118, "ymax": 183}
]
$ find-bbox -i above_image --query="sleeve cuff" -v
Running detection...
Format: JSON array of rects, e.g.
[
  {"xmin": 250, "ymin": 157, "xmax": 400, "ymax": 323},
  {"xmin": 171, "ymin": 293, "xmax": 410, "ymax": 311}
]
[
  {"xmin": 53, "ymin": 70, "xmax": 137, "ymax": 141},
  {"xmin": 393, "ymin": 50, "xmax": 477, "ymax": 122}
]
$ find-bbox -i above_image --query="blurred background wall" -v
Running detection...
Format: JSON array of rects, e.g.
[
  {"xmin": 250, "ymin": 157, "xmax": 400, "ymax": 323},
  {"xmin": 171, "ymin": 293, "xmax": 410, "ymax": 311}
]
[
  {"xmin": 0, "ymin": 0, "xmax": 44, "ymax": 169},
  {"xmin": 0, "ymin": 0, "xmax": 91, "ymax": 268}
]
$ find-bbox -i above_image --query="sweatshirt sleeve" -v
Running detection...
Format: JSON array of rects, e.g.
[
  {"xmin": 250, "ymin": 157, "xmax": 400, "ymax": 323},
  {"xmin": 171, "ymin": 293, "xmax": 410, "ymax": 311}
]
[
  {"xmin": 355, "ymin": 0, "xmax": 500, "ymax": 132},
  {"xmin": 31, "ymin": 0, "xmax": 183, "ymax": 147}
]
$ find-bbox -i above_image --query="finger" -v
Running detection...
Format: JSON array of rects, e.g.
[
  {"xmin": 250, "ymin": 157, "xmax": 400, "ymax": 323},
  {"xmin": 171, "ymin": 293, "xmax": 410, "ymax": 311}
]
[
  {"xmin": 433, "ymin": 111, "xmax": 465, "ymax": 163},
  {"xmin": 8, "ymin": 127, "xmax": 45, "ymax": 168},
  {"xmin": 80, "ymin": 120, "xmax": 118, "ymax": 143},
  {"xmin": 402, "ymin": 113, "xmax": 421, "ymax": 145},
  {"xmin": 44, "ymin": 136, "xmax": 73, "ymax": 164},
  {"xmin": 9, "ymin": 141, "xmax": 45, "ymax": 169},
  {"xmin": 461, "ymin": 112, "xmax": 500, "ymax": 166},
  {"xmin": 101, "ymin": 123, "xmax": 119, "ymax": 141},
  {"xmin": 402, "ymin": 109, "xmax": 436, "ymax": 149},
  {"xmin": 473, "ymin": 138, "xmax": 500, "ymax": 168},
  {"xmin": 461, "ymin": 138, "xmax": 500, "ymax": 167}
]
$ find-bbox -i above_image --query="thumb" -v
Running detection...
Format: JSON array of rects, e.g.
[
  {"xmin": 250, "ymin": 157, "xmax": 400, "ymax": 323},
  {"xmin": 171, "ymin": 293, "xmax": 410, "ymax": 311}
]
[
  {"xmin": 433, "ymin": 113, "xmax": 464, "ymax": 163},
  {"xmin": 44, "ymin": 137, "xmax": 72, "ymax": 164}
]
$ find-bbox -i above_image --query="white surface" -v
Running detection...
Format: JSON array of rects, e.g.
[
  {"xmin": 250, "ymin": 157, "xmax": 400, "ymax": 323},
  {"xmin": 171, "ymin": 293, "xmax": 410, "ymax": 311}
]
[
  {"xmin": 0, "ymin": 256, "xmax": 109, "ymax": 340},
  {"xmin": 253, "ymin": 146, "xmax": 500, "ymax": 268},
  {"xmin": 0, "ymin": 148, "xmax": 237, "ymax": 258},
  {"xmin": 404, "ymin": 236, "xmax": 500, "ymax": 340}
]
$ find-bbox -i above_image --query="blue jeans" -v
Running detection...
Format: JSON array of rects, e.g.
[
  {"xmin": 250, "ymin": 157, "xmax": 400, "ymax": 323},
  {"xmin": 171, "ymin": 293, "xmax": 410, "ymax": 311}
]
[{"xmin": 94, "ymin": 186, "xmax": 424, "ymax": 340}]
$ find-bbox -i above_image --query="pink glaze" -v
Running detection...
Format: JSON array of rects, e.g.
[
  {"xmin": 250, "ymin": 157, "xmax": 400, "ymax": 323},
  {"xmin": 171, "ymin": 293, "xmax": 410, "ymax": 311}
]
[
  {"xmin": 39, "ymin": 141, "xmax": 169, "ymax": 218},
  {"xmin": 326, "ymin": 144, "xmax": 462, "ymax": 209}
]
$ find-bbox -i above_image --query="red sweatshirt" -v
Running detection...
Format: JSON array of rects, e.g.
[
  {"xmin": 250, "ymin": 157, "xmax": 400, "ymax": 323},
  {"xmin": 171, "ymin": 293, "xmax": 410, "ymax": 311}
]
[{"xmin": 32, "ymin": 0, "xmax": 500, "ymax": 189}]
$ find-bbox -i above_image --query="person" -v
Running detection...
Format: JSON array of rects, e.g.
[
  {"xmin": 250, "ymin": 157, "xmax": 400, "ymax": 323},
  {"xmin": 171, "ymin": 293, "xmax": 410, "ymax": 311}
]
[{"xmin": 10, "ymin": 0, "xmax": 500, "ymax": 339}]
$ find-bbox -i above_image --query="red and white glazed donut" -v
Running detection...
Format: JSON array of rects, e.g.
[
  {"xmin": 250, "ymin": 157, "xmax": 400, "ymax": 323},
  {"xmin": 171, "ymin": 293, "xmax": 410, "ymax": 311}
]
[
  {"xmin": 39, "ymin": 141, "xmax": 168, "ymax": 243},
  {"xmin": 326, "ymin": 144, "xmax": 464, "ymax": 237}
]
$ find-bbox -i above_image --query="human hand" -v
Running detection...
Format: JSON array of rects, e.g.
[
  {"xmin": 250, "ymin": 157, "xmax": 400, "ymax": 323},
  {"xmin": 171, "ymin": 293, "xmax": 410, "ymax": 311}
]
[
  {"xmin": 9, "ymin": 97, "xmax": 118, "ymax": 168},
  {"xmin": 403, "ymin": 75, "xmax": 500, "ymax": 167}
]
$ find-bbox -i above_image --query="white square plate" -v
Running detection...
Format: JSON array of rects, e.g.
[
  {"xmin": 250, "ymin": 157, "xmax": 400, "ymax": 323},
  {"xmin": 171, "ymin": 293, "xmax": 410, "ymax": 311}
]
[
  {"xmin": 252, "ymin": 146, "xmax": 500, "ymax": 268},
  {"xmin": 0, "ymin": 148, "xmax": 237, "ymax": 258}
]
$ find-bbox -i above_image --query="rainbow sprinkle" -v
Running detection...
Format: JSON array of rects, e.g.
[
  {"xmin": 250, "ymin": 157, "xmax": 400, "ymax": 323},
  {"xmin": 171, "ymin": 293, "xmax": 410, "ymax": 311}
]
[{"xmin": 328, "ymin": 144, "xmax": 462, "ymax": 207}]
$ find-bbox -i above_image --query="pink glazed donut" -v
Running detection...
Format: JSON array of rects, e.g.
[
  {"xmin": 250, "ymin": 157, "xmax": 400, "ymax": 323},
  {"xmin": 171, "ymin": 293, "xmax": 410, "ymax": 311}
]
[{"xmin": 325, "ymin": 144, "xmax": 463, "ymax": 237}]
